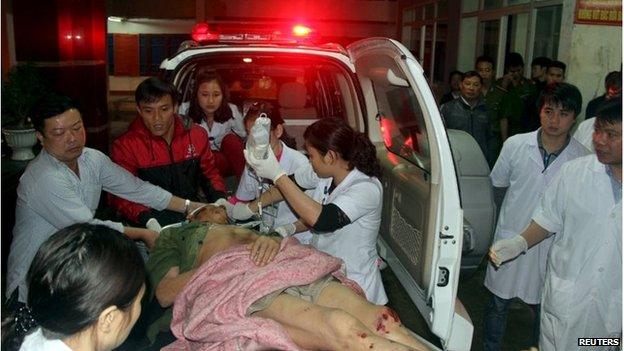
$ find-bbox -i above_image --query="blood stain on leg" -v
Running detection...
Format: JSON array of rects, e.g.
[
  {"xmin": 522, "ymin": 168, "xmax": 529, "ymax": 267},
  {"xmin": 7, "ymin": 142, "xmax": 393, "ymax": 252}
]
[
  {"xmin": 375, "ymin": 318, "xmax": 388, "ymax": 334},
  {"xmin": 369, "ymin": 343, "xmax": 374, "ymax": 349},
  {"xmin": 357, "ymin": 332, "xmax": 368, "ymax": 339},
  {"xmin": 386, "ymin": 308, "xmax": 401, "ymax": 324}
]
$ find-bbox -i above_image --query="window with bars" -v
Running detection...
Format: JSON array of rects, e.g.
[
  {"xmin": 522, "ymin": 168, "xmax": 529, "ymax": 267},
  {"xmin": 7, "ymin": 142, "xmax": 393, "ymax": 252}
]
[{"xmin": 400, "ymin": 1, "xmax": 449, "ymax": 84}]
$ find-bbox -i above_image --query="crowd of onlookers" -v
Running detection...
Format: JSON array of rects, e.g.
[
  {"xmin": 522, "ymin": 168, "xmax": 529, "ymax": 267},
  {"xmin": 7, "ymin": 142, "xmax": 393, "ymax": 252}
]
[
  {"xmin": 439, "ymin": 53, "xmax": 622, "ymax": 351},
  {"xmin": 437, "ymin": 53, "xmax": 620, "ymax": 165}
]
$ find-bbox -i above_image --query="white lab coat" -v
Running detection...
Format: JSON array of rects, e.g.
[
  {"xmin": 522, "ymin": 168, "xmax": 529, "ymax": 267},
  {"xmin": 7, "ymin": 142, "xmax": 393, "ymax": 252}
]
[
  {"xmin": 533, "ymin": 154, "xmax": 621, "ymax": 351},
  {"xmin": 179, "ymin": 102, "xmax": 246, "ymax": 150},
  {"xmin": 19, "ymin": 328, "xmax": 72, "ymax": 351},
  {"xmin": 485, "ymin": 130, "xmax": 589, "ymax": 304},
  {"xmin": 235, "ymin": 142, "xmax": 310, "ymax": 242},
  {"xmin": 573, "ymin": 117, "xmax": 595, "ymax": 152},
  {"xmin": 295, "ymin": 164, "xmax": 388, "ymax": 304}
]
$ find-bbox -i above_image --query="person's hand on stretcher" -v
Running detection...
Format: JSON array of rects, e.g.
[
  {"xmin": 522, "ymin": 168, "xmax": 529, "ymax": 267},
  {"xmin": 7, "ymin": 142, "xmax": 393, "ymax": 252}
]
[
  {"xmin": 191, "ymin": 203, "xmax": 283, "ymax": 265},
  {"xmin": 248, "ymin": 235, "xmax": 281, "ymax": 266}
]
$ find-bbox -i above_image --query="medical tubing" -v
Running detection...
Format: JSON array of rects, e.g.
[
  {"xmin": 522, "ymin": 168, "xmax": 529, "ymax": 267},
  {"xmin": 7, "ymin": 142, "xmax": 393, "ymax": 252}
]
[{"xmin": 257, "ymin": 185, "xmax": 263, "ymax": 218}]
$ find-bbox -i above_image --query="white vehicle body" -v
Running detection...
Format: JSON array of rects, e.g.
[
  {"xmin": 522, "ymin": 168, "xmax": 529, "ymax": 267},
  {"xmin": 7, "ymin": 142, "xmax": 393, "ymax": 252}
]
[{"xmin": 161, "ymin": 36, "xmax": 488, "ymax": 350}]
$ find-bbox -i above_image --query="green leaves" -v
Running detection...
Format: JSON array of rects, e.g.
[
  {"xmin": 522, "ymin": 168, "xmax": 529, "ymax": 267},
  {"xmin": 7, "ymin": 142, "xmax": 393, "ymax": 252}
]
[{"xmin": 2, "ymin": 63, "xmax": 47, "ymax": 128}]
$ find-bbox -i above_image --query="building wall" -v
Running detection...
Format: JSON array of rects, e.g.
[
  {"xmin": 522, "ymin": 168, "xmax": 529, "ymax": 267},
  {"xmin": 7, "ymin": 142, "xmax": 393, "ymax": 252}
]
[
  {"xmin": 10, "ymin": 0, "xmax": 110, "ymax": 151},
  {"xmin": 108, "ymin": 19, "xmax": 195, "ymax": 34},
  {"xmin": 207, "ymin": 0, "xmax": 397, "ymax": 38},
  {"xmin": 1, "ymin": 0, "xmax": 16, "ymax": 76},
  {"xmin": 210, "ymin": 0, "xmax": 396, "ymax": 22},
  {"xmin": 559, "ymin": 0, "xmax": 622, "ymax": 120},
  {"xmin": 443, "ymin": 0, "xmax": 621, "ymax": 118},
  {"xmin": 457, "ymin": 17, "xmax": 477, "ymax": 72},
  {"xmin": 109, "ymin": 75, "xmax": 149, "ymax": 92},
  {"xmin": 106, "ymin": 0, "xmax": 400, "ymax": 92},
  {"xmin": 108, "ymin": 0, "xmax": 398, "ymax": 39},
  {"xmin": 107, "ymin": 0, "xmax": 195, "ymax": 19}
]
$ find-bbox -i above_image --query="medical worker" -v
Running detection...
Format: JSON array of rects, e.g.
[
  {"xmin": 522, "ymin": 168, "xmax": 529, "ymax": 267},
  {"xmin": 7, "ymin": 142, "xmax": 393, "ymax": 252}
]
[
  {"xmin": 483, "ymin": 83, "xmax": 589, "ymax": 350},
  {"xmin": 240, "ymin": 117, "xmax": 387, "ymax": 304},
  {"xmin": 573, "ymin": 117, "xmax": 596, "ymax": 152},
  {"xmin": 574, "ymin": 72, "xmax": 622, "ymax": 152},
  {"xmin": 489, "ymin": 99, "xmax": 622, "ymax": 350},
  {"xmin": 226, "ymin": 100, "xmax": 310, "ymax": 243},
  {"xmin": 185, "ymin": 70, "xmax": 247, "ymax": 178}
]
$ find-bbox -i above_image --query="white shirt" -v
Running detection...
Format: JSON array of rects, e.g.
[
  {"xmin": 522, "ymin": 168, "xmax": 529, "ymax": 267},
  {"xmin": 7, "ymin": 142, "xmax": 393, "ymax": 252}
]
[
  {"xmin": 533, "ymin": 154, "xmax": 621, "ymax": 350},
  {"xmin": 295, "ymin": 164, "xmax": 388, "ymax": 304},
  {"xmin": 234, "ymin": 142, "xmax": 309, "ymax": 242},
  {"xmin": 7, "ymin": 148, "xmax": 172, "ymax": 302},
  {"xmin": 180, "ymin": 102, "xmax": 246, "ymax": 150},
  {"xmin": 179, "ymin": 102, "xmax": 246, "ymax": 150},
  {"xmin": 484, "ymin": 130, "xmax": 589, "ymax": 304},
  {"xmin": 20, "ymin": 328, "xmax": 72, "ymax": 351},
  {"xmin": 573, "ymin": 117, "xmax": 595, "ymax": 152}
]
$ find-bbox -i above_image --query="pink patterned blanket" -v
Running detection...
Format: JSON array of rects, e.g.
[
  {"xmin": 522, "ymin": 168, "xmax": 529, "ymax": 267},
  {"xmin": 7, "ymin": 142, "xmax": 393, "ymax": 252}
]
[{"xmin": 164, "ymin": 237, "xmax": 364, "ymax": 351}]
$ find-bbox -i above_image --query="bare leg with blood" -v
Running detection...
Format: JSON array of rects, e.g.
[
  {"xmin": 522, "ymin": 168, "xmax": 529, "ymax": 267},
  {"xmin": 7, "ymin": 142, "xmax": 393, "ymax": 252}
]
[
  {"xmin": 316, "ymin": 282, "xmax": 429, "ymax": 350},
  {"xmin": 253, "ymin": 281, "xmax": 431, "ymax": 350},
  {"xmin": 253, "ymin": 293, "xmax": 425, "ymax": 350}
]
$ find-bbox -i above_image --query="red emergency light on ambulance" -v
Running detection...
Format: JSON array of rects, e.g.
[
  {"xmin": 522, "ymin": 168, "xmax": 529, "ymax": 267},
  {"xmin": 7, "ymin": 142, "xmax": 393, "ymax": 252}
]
[
  {"xmin": 160, "ymin": 22, "xmax": 498, "ymax": 350},
  {"xmin": 189, "ymin": 22, "xmax": 318, "ymax": 45}
]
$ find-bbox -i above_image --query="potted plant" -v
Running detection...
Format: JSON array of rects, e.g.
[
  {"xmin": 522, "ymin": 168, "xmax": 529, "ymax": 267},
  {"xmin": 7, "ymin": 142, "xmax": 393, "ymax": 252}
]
[{"xmin": 2, "ymin": 63, "xmax": 46, "ymax": 161}]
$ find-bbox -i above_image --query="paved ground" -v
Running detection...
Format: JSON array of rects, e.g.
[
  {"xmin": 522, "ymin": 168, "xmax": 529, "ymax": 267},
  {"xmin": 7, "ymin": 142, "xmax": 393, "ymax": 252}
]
[{"xmin": 383, "ymin": 260, "xmax": 538, "ymax": 350}]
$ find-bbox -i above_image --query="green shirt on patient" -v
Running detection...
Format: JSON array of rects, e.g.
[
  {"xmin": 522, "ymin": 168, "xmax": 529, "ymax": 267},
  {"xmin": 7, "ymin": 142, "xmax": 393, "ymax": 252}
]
[
  {"xmin": 145, "ymin": 221, "xmax": 281, "ymax": 343},
  {"xmin": 146, "ymin": 221, "xmax": 211, "ymax": 343}
]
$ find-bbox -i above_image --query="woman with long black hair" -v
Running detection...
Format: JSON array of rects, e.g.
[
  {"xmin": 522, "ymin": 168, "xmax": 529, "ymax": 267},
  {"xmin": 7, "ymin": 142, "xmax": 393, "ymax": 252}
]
[
  {"xmin": 237, "ymin": 117, "xmax": 387, "ymax": 304},
  {"xmin": 186, "ymin": 71, "xmax": 246, "ymax": 178}
]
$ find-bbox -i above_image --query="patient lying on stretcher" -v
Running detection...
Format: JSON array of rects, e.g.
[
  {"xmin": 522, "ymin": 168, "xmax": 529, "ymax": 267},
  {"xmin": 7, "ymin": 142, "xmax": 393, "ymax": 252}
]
[{"xmin": 146, "ymin": 205, "xmax": 431, "ymax": 351}]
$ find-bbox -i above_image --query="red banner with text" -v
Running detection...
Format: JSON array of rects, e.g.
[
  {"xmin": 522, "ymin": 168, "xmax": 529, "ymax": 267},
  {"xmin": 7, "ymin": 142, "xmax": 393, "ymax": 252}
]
[{"xmin": 575, "ymin": 0, "xmax": 622, "ymax": 25}]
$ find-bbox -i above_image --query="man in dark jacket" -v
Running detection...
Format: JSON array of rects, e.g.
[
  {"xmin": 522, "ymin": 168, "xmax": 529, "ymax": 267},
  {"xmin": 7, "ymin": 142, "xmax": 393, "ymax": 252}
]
[
  {"xmin": 110, "ymin": 77, "xmax": 227, "ymax": 226},
  {"xmin": 440, "ymin": 71, "xmax": 491, "ymax": 165},
  {"xmin": 476, "ymin": 55, "xmax": 506, "ymax": 165},
  {"xmin": 439, "ymin": 70, "xmax": 463, "ymax": 105},
  {"xmin": 586, "ymin": 71, "xmax": 622, "ymax": 118},
  {"xmin": 497, "ymin": 53, "xmax": 538, "ymax": 141}
]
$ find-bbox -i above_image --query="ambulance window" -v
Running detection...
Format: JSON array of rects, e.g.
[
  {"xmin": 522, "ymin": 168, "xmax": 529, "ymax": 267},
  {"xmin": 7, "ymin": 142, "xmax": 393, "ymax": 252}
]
[
  {"xmin": 177, "ymin": 65, "xmax": 195, "ymax": 105},
  {"xmin": 373, "ymin": 83, "xmax": 431, "ymax": 172},
  {"xmin": 334, "ymin": 72, "xmax": 359, "ymax": 129},
  {"xmin": 312, "ymin": 67, "xmax": 352, "ymax": 122}
]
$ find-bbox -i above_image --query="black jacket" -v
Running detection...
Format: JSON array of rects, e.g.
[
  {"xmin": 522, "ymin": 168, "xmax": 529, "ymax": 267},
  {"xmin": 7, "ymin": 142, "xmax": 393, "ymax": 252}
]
[{"xmin": 440, "ymin": 97, "xmax": 491, "ymax": 163}]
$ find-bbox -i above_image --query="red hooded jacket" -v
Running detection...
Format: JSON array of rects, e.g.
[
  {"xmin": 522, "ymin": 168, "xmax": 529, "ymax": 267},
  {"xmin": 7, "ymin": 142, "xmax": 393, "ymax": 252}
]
[{"xmin": 109, "ymin": 115, "xmax": 226, "ymax": 225}]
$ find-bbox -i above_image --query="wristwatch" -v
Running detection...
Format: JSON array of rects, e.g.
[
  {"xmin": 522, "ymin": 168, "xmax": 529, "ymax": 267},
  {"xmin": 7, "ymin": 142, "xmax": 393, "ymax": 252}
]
[{"xmin": 184, "ymin": 199, "xmax": 191, "ymax": 215}]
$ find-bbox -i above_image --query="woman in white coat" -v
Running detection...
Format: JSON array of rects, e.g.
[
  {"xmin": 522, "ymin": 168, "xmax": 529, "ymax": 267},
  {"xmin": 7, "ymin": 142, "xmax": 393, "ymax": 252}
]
[
  {"xmin": 3, "ymin": 224, "xmax": 145, "ymax": 351},
  {"xmin": 230, "ymin": 100, "xmax": 310, "ymax": 243},
  {"xmin": 241, "ymin": 118, "xmax": 387, "ymax": 305},
  {"xmin": 186, "ymin": 71, "xmax": 247, "ymax": 178}
]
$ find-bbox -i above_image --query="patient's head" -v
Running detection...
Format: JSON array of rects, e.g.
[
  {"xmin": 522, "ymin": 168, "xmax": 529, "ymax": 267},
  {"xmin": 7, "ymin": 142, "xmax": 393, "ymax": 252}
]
[{"xmin": 191, "ymin": 205, "xmax": 228, "ymax": 225}]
